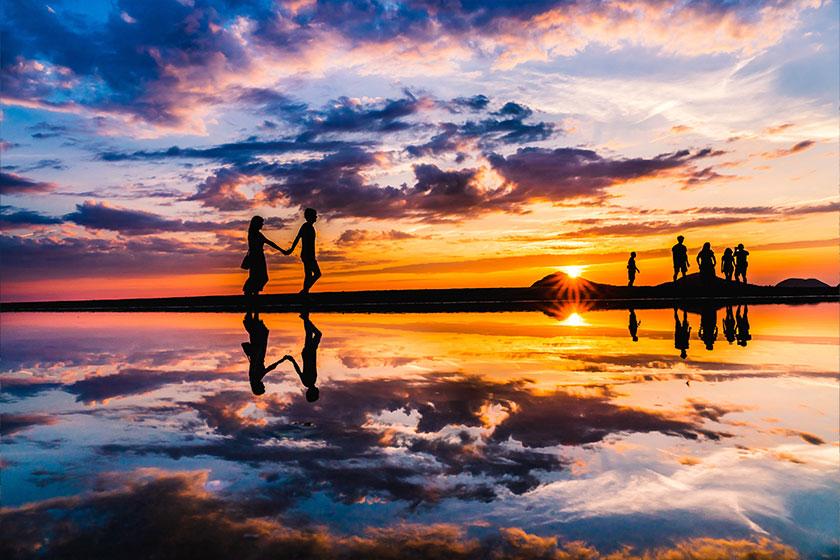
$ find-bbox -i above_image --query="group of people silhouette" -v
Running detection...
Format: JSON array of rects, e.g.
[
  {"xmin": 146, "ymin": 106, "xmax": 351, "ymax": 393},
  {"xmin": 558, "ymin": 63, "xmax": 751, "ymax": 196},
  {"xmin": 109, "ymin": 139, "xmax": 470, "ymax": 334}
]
[
  {"xmin": 628, "ymin": 305, "xmax": 750, "ymax": 358},
  {"xmin": 242, "ymin": 208, "xmax": 321, "ymax": 296},
  {"xmin": 627, "ymin": 236, "xmax": 750, "ymax": 286}
]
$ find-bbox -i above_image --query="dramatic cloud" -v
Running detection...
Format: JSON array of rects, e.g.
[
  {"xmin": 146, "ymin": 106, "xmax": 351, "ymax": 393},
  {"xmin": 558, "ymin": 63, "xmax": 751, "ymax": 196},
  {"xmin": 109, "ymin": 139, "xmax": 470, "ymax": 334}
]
[
  {"xmin": 0, "ymin": 469, "xmax": 802, "ymax": 560},
  {"xmin": 487, "ymin": 147, "xmax": 718, "ymax": 204},
  {"xmin": 2, "ymin": 0, "xmax": 822, "ymax": 134},
  {"xmin": 0, "ymin": 205, "xmax": 63, "ymax": 230},
  {"xmin": 295, "ymin": 94, "xmax": 427, "ymax": 141},
  {"xmin": 336, "ymin": 229, "xmax": 417, "ymax": 246},
  {"xmin": 561, "ymin": 201, "xmax": 840, "ymax": 238},
  {"xmin": 63, "ymin": 201, "xmax": 240, "ymax": 235},
  {"xmin": 186, "ymin": 168, "xmax": 260, "ymax": 211},
  {"xmin": 0, "ymin": 413, "xmax": 57, "ymax": 436},
  {"xmin": 88, "ymin": 370, "xmax": 733, "ymax": 505},
  {"xmin": 0, "ymin": 171, "xmax": 57, "ymax": 194},
  {"xmin": 754, "ymin": 140, "xmax": 817, "ymax": 160},
  {"xmin": 98, "ymin": 139, "xmax": 355, "ymax": 164}
]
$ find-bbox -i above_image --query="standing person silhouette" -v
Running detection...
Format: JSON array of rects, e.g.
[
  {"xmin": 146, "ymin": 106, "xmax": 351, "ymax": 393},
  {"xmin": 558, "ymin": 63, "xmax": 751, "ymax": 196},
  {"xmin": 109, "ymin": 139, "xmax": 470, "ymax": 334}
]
[
  {"xmin": 280, "ymin": 312, "xmax": 322, "ymax": 402},
  {"xmin": 733, "ymin": 244, "xmax": 749, "ymax": 283},
  {"xmin": 696, "ymin": 242, "xmax": 716, "ymax": 284},
  {"xmin": 736, "ymin": 305, "xmax": 751, "ymax": 346},
  {"xmin": 628, "ymin": 308, "xmax": 640, "ymax": 341},
  {"xmin": 671, "ymin": 236, "xmax": 690, "ymax": 281},
  {"xmin": 698, "ymin": 306, "xmax": 718, "ymax": 350},
  {"xmin": 722, "ymin": 305, "xmax": 736, "ymax": 344},
  {"xmin": 674, "ymin": 308, "xmax": 690, "ymax": 359},
  {"xmin": 243, "ymin": 216, "xmax": 283, "ymax": 297},
  {"xmin": 627, "ymin": 252, "xmax": 640, "ymax": 287},
  {"xmin": 283, "ymin": 208, "xmax": 321, "ymax": 294},
  {"xmin": 242, "ymin": 311, "xmax": 283, "ymax": 395},
  {"xmin": 721, "ymin": 248, "xmax": 735, "ymax": 281}
]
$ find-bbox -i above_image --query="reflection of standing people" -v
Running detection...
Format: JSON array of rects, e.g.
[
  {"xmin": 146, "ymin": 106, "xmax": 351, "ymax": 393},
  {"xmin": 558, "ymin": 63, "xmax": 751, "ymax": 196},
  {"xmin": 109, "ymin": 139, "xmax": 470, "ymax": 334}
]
[
  {"xmin": 674, "ymin": 308, "xmax": 690, "ymax": 359},
  {"xmin": 696, "ymin": 242, "xmax": 716, "ymax": 284},
  {"xmin": 243, "ymin": 216, "xmax": 283, "ymax": 296},
  {"xmin": 672, "ymin": 236, "xmax": 690, "ymax": 281},
  {"xmin": 736, "ymin": 305, "xmax": 751, "ymax": 346},
  {"xmin": 627, "ymin": 252, "xmax": 640, "ymax": 287},
  {"xmin": 733, "ymin": 244, "xmax": 749, "ymax": 283},
  {"xmin": 721, "ymin": 248, "xmax": 735, "ymax": 281},
  {"xmin": 722, "ymin": 305, "xmax": 736, "ymax": 344},
  {"xmin": 628, "ymin": 308, "xmax": 640, "ymax": 341},
  {"xmin": 242, "ymin": 312, "xmax": 282, "ymax": 395},
  {"xmin": 282, "ymin": 208, "xmax": 321, "ymax": 294},
  {"xmin": 280, "ymin": 312, "xmax": 322, "ymax": 402},
  {"xmin": 698, "ymin": 306, "xmax": 718, "ymax": 350}
]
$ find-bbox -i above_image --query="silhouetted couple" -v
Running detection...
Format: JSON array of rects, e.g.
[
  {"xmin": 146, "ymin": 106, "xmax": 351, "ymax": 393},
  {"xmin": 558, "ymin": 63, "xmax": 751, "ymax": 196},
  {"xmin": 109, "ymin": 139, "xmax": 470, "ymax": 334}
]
[
  {"xmin": 243, "ymin": 311, "xmax": 321, "ymax": 401},
  {"xmin": 242, "ymin": 208, "xmax": 321, "ymax": 296},
  {"xmin": 721, "ymin": 244, "xmax": 749, "ymax": 282}
]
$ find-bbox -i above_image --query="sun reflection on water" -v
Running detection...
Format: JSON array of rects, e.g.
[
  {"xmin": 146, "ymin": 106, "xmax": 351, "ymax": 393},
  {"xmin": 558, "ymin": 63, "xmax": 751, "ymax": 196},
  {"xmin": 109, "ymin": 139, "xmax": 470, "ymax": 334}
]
[{"xmin": 559, "ymin": 312, "xmax": 587, "ymax": 327}]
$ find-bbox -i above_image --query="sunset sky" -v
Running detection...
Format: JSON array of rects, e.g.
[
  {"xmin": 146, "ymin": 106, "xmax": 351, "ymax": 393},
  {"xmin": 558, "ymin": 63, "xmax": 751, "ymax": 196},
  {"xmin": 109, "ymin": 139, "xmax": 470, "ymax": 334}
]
[{"xmin": 1, "ymin": 0, "xmax": 838, "ymax": 301}]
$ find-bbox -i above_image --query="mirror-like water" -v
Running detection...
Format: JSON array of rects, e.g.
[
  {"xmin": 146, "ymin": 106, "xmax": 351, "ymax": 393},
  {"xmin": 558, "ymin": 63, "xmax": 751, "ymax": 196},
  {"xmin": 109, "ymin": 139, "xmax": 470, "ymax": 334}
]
[{"xmin": 2, "ymin": 305, "xmax": 838, "ymax": 558}]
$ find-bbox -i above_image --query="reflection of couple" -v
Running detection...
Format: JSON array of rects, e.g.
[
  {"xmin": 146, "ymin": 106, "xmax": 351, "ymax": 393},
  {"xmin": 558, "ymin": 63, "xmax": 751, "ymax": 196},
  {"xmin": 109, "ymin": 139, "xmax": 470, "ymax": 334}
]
[
  {"xmin": 242, "ymin": 311, "xmax": 322, "ymax": 401},
  {"xmin": 242, "ymin": 208, "xmax": 321, "ymax": 296}
]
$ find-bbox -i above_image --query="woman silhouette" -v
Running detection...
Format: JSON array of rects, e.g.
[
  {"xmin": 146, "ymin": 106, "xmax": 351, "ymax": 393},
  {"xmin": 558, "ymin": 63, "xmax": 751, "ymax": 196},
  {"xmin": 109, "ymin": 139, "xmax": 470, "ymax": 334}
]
[
  {"xmin": 243, "ymin": 216, "xmax": 283, "ymax": 296},
  {"xmin": 696, "ymin": 242, "xmax": 716, "ymax": 283},
  {"xmin": 721, "ymin": 248, "xmax": 735, "ymax": 281}
]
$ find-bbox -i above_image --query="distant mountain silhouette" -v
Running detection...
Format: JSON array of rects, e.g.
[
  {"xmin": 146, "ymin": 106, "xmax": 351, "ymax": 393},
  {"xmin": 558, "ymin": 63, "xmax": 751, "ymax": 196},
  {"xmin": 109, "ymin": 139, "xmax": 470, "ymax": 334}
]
[
  {"xmin": 3, "ymin": 271, "xmax": 837, "ymax": 313},
  {"xmin": 775, "ymin": 278, "xmax": 830, "ymax": 289},
  {"xmin": 531, "ymin": 271, "xmax": 838, "ymax": 300}
]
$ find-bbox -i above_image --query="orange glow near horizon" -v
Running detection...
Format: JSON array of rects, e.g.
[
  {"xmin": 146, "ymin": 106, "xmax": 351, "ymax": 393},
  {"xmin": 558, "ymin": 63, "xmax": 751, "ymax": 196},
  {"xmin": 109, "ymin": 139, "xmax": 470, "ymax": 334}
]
[{"xmin": 0, "ymin": 244, "xmax": 837, "ymax": 302}]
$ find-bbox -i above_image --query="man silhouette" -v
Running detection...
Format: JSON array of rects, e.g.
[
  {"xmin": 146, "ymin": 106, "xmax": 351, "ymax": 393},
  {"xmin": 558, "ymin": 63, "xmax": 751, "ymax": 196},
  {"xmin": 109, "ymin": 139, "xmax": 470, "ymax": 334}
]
[
  {"xmin": 283, "ymin": 208, "xmax": 321, "ymax": 294},
  {"xmin": 627, "ymin": 252, "xmax": 640, "ymax": 287},
  {"xmin": 280, "ymin": 312, "xmax": 322, "ymax": 402},
  {"xmin": 674, "ymin": 308, "xmax": 690, "ymax": 359},
  {"xmin": 672, "ymin": 236, "xmax": 689, "ymax": 281},
  {"xmin": 628, "ymin": 308, "xmax": 640, "ymax": 341},
  {"xmin": 733, "ymin": 243, "xmax": 749, "ymax": 283}
]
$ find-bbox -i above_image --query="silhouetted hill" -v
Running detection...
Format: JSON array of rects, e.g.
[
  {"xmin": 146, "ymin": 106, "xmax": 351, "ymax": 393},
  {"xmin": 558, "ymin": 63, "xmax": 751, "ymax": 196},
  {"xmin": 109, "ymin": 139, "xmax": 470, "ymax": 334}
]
[
  {"xmin": 531, "ymin": 271, "xmax": 838, "ymax": 301},
  {"xmin": 775, "ymin": 278, "xmax": 831, "ymax": 289},
  {"xmin": 2, "ymin": 271, "xmax": 837, "ymax": 314}
]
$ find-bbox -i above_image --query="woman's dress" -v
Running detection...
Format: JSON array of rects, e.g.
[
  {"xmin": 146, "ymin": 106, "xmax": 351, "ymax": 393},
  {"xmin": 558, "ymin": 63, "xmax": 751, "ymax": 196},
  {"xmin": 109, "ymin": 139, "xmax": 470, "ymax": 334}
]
[{"xmin": 243, "ymin": 232, "xmax": 268, "ymax": 293}]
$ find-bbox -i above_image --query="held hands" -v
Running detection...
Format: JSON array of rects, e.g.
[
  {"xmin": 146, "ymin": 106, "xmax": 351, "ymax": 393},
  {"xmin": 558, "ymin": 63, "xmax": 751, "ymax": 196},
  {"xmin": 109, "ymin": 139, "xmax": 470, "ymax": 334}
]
[{"xmin": 280, "ymin": 248, "xmax": 291, "ymax": 256}]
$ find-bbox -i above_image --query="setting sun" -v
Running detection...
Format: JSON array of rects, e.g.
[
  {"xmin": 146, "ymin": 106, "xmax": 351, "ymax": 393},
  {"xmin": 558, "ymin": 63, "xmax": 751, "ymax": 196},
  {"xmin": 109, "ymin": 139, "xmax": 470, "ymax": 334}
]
[{"xmin": 559, "ymin": 266, "xmax": 586, "ymax": 278}]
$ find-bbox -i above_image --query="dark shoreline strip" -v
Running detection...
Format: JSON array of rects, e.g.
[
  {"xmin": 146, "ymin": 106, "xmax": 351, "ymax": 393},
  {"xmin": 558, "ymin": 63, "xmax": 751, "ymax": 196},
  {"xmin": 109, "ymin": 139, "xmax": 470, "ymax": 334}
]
[{"xmin": 1, "ymin": 287, "xmax": 837, "ymax": 314}]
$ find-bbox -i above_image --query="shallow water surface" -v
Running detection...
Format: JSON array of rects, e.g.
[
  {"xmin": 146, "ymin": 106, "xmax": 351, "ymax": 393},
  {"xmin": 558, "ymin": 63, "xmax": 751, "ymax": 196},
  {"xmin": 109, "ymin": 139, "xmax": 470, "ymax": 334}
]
[{"xmin": 1, "ymin": 304, "xmax": 838, "ymax": 558}]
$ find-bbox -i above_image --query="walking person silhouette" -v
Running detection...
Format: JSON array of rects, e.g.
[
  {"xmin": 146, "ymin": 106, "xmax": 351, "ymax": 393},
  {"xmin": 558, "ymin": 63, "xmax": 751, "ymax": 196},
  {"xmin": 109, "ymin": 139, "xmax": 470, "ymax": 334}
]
[
  {"xmin": 243, "ymin": 216, "xmax": 283, "ymax": 297},
  {"xmin": 627, "ymin": 252, "xmax": 640, "ymax": 287},
  {"xmin": 733, "ymin": 244, "xmax": 749, "ymax": 283},
  {"xmin": 671, "ymin": 236, "xmax": 690, "ymax": 281},
  {"xmin": 721, "ymin": 248, "xmax": 735, "ymax": 281},
  {"xmin": 628, "ymin": 308, "xmax": 640, "ymax": 341},
  {"xmin": 279, "ymin": 312, "xmax": 322, "ymax": 402},
  {"xmin": 283, "ymin": 208, "xmax": 321, "ymax": 294},
  {"xmin": 696, "ymin": 242, "xmax": 716, "ymax": 284}
]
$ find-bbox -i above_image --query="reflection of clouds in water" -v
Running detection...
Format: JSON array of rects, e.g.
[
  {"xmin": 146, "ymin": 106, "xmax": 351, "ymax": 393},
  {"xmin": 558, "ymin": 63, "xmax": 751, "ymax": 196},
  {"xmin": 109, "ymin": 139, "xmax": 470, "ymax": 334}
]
[
  {"xmin": 490, "ymin": 443, "xmax": 839, "ymax": 547},
  {"xmin": 91, "ymin": 372, "xmax": 738, "ymax": 511},
  {"xmin": 1, "ymin": 307, "xmax": 836, "ymax": 555},
  {"xmin": 0, "ymin": 468, "xmax": 806, "ymax": 560}
]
